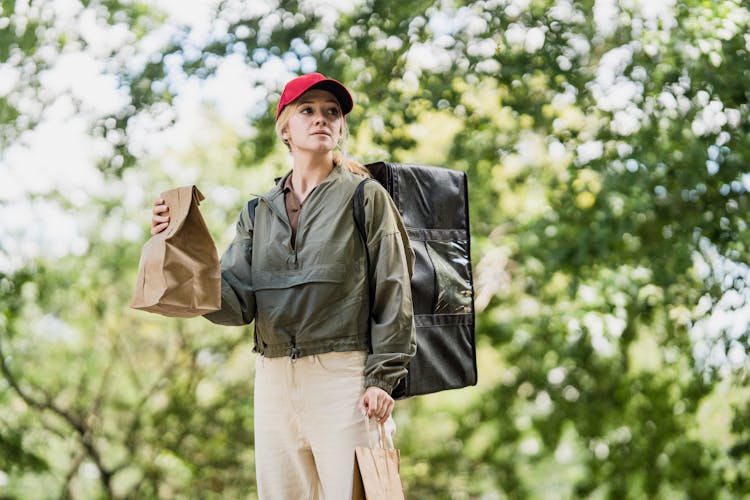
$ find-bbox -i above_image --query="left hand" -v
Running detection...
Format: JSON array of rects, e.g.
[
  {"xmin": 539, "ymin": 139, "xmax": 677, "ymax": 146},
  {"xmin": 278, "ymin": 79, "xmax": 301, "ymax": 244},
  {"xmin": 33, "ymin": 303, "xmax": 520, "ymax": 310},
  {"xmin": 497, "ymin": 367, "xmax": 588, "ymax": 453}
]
[{"xmin": 358, "ymin": 386, "xmax": 395, "ymax": 424}]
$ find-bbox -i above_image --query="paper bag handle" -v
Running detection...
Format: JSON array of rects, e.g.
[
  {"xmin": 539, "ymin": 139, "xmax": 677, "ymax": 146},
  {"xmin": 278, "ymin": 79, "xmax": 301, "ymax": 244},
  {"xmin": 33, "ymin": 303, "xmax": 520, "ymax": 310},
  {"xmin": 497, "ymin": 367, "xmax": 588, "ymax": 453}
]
[{"xmin": 364, "ymin": 416, "xmax": 392, "ymax": 450}]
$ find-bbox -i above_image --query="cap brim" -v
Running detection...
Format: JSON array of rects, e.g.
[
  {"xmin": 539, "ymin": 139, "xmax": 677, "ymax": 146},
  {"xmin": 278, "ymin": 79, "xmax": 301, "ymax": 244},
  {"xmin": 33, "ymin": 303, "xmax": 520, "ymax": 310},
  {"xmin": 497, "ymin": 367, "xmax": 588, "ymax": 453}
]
[
  {"xmin": 309, "ymin": 80, "xmax": 354, "ymax": 116},
  {"xmin": 276, "ymin": 73, "xmax": 355, "ymax": 120}
]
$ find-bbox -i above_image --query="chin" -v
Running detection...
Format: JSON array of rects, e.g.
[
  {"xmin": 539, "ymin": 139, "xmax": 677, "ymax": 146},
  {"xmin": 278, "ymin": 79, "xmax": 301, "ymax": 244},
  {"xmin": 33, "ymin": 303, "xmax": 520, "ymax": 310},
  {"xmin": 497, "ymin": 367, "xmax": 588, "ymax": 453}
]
[{"xmin": 307, "ymin": 143, "xmax": 335, "ymax": 153}]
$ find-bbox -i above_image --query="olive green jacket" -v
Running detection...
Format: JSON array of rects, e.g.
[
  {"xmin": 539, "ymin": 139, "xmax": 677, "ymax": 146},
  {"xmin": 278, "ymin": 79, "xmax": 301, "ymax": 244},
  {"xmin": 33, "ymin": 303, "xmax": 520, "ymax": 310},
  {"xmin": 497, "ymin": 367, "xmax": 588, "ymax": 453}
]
[{"xmin": 204, "ymin": 165, "xmax": 416, "ymax": 393}]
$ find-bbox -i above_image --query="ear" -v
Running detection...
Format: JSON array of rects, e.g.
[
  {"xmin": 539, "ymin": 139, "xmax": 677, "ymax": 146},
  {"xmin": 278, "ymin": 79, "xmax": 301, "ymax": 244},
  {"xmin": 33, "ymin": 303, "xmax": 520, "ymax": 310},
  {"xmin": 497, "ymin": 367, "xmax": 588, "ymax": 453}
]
[{"xmin": 281, "ymin": 127, "xmax": 291, "ymax": 144}]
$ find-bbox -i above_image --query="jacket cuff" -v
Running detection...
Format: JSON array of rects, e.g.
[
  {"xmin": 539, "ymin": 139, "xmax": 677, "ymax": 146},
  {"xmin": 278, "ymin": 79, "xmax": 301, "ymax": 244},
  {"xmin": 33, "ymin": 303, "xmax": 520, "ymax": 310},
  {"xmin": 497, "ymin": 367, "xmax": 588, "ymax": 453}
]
[{"xmin": 364, "ymin": 376, "xmax": 394, "ymax": 395}]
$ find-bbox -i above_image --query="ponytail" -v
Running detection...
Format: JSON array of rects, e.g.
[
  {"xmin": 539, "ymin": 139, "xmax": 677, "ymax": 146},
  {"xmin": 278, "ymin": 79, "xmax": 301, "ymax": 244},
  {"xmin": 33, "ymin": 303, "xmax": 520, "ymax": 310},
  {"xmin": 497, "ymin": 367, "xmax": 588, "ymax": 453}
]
[{"xmin": 334, "ymin": 154, "xmax": 371, "ymax": 178}]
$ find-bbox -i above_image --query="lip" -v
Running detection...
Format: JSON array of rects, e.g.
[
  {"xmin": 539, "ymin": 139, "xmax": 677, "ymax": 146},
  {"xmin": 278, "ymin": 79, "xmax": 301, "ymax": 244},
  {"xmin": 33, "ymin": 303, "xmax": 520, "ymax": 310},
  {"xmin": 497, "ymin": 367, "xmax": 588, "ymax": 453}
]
[{"xmin": 311, "ymin": 130, "xmax": 331, "ymax": 136}]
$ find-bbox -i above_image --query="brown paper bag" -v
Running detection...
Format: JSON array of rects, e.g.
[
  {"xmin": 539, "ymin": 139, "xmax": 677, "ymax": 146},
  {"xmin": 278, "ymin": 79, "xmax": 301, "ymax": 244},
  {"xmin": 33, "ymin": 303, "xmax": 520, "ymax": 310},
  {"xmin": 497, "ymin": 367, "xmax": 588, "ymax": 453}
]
[
  {"xmin": 130, "ymin": 185, "xmax": 221, "ymax": 317},
  {"xmin": 352, "ymin": 419, "xmax": 406, "ymax": 500}
]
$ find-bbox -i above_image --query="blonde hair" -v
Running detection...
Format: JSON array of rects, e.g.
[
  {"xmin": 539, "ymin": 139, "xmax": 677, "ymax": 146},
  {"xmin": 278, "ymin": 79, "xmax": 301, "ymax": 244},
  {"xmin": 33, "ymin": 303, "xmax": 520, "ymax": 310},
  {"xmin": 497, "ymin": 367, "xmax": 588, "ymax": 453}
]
[{"xmin": 275, "ymin": 100, "xmax": 371, "ymax": 178}]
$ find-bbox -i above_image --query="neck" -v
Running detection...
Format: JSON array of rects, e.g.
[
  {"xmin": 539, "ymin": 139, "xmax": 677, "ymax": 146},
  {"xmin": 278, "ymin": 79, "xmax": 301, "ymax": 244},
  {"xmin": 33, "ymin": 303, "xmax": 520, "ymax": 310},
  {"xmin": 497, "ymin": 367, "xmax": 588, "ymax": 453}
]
[{"xmin": 290, "ymin": 151, "xmax": 335, "ymax": 200}]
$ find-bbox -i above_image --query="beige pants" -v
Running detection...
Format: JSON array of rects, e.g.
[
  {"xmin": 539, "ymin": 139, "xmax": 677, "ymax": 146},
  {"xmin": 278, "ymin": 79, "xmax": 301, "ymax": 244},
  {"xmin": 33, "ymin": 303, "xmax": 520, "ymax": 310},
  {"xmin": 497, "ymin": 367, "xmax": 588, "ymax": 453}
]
[{"xmin": 254, "ymin": 350, "xmax": 395, "ymax": 500}]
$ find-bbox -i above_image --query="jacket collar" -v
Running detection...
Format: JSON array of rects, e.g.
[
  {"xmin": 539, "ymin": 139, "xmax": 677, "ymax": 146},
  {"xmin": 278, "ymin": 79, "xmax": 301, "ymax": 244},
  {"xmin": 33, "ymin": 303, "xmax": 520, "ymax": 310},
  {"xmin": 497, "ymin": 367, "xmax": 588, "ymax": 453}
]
[
  {"xmin": 268, "ymin": 163, "xmax": 344, "ymax": 198},
  {"xmin": 260, "ymin": 163, "xmax": 345, "ymax": 219}
]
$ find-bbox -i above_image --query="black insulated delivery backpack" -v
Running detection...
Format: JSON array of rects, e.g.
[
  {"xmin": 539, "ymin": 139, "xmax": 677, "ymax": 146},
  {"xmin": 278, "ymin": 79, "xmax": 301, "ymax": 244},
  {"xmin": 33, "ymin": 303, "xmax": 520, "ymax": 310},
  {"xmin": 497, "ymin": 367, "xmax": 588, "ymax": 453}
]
[{"xmin": 354, "ymin": 161, "xmax": 477, "ymax": 399}]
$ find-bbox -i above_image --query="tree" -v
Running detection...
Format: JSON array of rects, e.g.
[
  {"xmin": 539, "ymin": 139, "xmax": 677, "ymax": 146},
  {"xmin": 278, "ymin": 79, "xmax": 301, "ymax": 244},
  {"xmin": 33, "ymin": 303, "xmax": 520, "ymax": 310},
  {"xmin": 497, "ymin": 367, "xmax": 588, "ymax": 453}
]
[{"xmin": 1, "ymin": 0, "xmax": 749, "ymax": 498}]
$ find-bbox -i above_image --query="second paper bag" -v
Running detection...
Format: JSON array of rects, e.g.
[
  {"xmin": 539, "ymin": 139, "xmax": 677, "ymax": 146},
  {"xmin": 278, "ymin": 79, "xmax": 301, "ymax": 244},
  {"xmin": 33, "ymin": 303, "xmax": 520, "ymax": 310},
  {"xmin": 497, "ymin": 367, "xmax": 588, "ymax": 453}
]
[{"xmin": 352, "ymin": 419, "xmax": 406, "ymax": 500}]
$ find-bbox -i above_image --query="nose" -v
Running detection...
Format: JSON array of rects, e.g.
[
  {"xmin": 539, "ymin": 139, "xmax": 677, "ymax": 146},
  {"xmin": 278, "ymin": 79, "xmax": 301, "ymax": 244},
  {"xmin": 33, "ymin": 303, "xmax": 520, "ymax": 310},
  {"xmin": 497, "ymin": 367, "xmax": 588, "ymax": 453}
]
[{"xmin": 313, "ymin": 110, "xmax": 328, "ymax": 124}]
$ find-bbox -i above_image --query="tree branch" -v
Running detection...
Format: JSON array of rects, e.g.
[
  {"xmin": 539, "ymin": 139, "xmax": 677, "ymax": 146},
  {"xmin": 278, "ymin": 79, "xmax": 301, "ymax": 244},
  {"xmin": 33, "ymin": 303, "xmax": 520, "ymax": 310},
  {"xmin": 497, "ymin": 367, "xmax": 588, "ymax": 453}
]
[
  {"xmin": 0, "ymin": 339, "xmax": 115, "ymax": 497},
  {"xmin": 61, "ymin": 450, "xmax": 85, "ymax": 500}
]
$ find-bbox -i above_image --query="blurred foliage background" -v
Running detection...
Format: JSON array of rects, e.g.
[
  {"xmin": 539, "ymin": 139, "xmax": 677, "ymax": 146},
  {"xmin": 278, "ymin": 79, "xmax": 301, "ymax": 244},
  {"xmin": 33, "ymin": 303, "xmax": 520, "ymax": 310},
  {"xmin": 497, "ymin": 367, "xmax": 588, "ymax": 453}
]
[{"xmin": 1, "ymin": 0, "xmax": 749, "ymax": 498}]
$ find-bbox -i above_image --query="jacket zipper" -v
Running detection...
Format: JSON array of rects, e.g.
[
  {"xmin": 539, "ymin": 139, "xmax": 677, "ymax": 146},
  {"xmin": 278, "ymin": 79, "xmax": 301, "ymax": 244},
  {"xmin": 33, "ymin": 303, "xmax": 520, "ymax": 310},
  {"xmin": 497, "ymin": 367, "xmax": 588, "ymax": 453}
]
[
  {"xmin": 293, "ymin": 203, "xmax": 304, "ymax": 266},
  {"xmin": 263, "ymin": 175, "xmax": 333, "ymax": 359},
  {"xmin": 290, "ymin": 340, "xmax": 300, "ymax": 362}
]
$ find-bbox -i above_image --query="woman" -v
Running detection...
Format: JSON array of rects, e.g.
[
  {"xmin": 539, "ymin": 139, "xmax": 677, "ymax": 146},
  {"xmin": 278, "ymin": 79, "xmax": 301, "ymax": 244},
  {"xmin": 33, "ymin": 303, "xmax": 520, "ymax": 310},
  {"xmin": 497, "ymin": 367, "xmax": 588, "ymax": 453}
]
[{"xmin": 151, "ymin": 72, "xmax": 416, "ymax": 499}]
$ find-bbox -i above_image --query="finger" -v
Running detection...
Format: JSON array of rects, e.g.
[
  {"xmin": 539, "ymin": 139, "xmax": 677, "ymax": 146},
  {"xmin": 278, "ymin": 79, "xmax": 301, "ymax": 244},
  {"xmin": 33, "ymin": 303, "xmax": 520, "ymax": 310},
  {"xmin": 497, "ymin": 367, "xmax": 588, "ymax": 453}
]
[
  {"xmin": 365, "ymin": 399, "xmax": 377, "ymax": 417},
  {"xmin": 377, "ymin": 395, "xmax": 393, "ymax": 422},
  {"xmin": 360, "ymin": 392, "xmax": 376, "ymax": 416},
  {"xmin": 380, "ymin": 400, "xmax": 394, "ymax": 423},
  {"xmin": 377, "ymin": 401, "xmax": 388, "ymax": 422},
  {"xmin": 153, "ymin": 198, "xmax": 164, "ymax": 206},
  {"xmin": 151, "ymin": 222, "xmax": 169, "ymax": 235},
  {"xmin": 368, "ymin": 398, "xmax": 381, "ymax": 418},
  {"xmin": 152, "ymin": 214, "xmax": 169, "ymax": 223},
  {"xmin": 152, "ymin": 204, "xmax": 169, "ymax": 215},
  {"xmin": 377, "ymin": 403, "xmax": 388, "ymax": 421},
  {"xmin": 374, "ymin": 396, "xmax": 388, "ymax": 420}
]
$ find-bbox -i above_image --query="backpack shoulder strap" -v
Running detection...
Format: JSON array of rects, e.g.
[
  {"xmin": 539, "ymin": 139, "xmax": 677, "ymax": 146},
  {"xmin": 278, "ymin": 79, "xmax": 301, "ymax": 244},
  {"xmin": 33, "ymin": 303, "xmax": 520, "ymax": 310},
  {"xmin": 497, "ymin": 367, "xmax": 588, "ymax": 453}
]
[
  {"xmin": 247, "ymin": 175, "xmax": 283, "ymax": 224},
  {"xmin": 353, "ymin": 178, "xmax": 375, "ymax": 270},
  {"xmin": 353, "ymin": 178, "xmax": 376, "ymax": 343},
  {"xmin": 244, "ymin": 196, "xmax": 260, "ymax": 352}
]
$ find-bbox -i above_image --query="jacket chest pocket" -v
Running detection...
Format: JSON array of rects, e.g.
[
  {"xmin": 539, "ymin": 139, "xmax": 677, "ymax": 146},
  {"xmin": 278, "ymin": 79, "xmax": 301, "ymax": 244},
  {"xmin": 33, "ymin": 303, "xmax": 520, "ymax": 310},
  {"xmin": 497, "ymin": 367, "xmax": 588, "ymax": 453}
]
[
  {"xmin": 252, "ymin": 264, "xmax": 348, "ymax": 290},
  {"xmin": 252, "ymin": 264, "xmax": 358, "ymax": 333}
]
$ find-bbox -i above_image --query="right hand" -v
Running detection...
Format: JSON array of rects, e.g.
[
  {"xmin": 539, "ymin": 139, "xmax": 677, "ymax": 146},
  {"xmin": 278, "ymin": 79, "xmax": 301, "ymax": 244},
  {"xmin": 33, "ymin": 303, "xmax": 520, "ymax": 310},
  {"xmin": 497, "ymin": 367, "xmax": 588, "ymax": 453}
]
[
  {"xmin": 151, "ymin": 198, "xmax": 170, "ymax": 235},
  {"xmin": 358, "ymin": 386, "xmax": 395, "ymax": 424}
]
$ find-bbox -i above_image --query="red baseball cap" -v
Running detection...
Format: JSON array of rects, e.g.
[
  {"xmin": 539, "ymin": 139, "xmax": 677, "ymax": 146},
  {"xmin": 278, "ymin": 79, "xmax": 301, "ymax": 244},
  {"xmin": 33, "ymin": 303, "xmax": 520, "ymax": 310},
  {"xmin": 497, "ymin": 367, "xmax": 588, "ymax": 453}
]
[{"xmin": 276, "ymin": 72, "xmax": 354, "ymax": 121}]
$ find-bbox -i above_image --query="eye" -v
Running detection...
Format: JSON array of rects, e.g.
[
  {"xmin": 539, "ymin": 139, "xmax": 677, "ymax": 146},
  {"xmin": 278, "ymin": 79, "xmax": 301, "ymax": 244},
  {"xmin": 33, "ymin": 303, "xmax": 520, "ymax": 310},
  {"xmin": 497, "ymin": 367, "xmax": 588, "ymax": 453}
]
[
  {"xmin": 300, "ymin": 106, "xmax": 312, "ymax": 114},
  {"xmin": 328, "ymin": 107, "xmax": 341, "ymax": 116}
]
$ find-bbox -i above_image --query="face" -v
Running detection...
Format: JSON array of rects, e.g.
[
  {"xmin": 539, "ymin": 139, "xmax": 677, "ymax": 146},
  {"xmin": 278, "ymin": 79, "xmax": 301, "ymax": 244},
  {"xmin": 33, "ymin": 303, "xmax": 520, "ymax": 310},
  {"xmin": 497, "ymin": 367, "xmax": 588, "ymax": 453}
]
[{"xmin": 281, "ymin": 89, "xmax": 343, "ymax": 155}]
